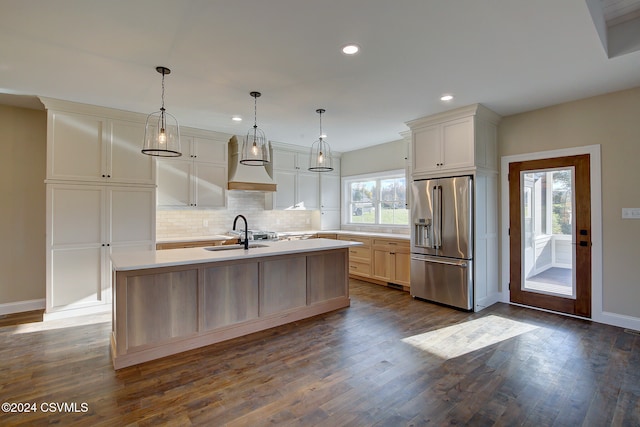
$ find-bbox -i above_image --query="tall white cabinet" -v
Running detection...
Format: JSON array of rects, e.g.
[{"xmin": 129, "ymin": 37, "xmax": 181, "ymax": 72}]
[
  {"xmin": 41, "ymin": 98, "xmax": 156, "ymax": 319},
  {"xmin": 407, "ymin": 104, "xmax": 501, "ymax": 312}
]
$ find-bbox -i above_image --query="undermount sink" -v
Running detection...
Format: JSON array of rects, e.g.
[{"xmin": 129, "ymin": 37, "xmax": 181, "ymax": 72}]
[{"xmin": 203, "ymin": 243, "xmax": 270, "ymax": 251}]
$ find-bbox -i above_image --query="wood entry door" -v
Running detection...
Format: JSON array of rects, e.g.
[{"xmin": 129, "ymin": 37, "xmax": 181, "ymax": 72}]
[{"xmin": 508, "ymin": 154, "xmax": 591, "ymax": 318}]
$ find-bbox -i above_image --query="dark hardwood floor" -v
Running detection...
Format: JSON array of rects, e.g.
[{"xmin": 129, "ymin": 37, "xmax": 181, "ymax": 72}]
[{"xmin": 1, "ymin": 280, "xmax": 638, "ymax": 426}]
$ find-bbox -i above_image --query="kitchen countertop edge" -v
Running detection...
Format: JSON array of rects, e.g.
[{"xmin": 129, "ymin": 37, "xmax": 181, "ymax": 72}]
[{"xmin": 112, "ymin": 239, "xmax": 363, "ymax": 271}]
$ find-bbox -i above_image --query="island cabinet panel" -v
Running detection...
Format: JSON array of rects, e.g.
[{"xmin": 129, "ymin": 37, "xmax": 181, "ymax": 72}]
[
  {"xmin": 203, "ymin": 263, "xmax": 259, "ymax": 329},
  {"xmin": 125, "ymin": 269, "xmax": 199, "ymax": 349},
  {"xmin": 307, "ymin": 251, "xmax": 348, "ymax": 303},
  {"xmin": 260, "ymin": 256, "xmax": 307, "ymax": 315}
]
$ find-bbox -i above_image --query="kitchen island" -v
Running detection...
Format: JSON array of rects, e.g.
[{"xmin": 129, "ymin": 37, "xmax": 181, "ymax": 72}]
[{"xmin": 109, "ymin": 239, "xmax": 360, "ymax": 369}]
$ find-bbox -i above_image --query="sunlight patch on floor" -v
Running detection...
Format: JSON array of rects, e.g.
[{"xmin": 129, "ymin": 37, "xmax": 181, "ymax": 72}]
[{"xmin": 401, "ymin": 315, "xmax": 540, "ymax": 359}]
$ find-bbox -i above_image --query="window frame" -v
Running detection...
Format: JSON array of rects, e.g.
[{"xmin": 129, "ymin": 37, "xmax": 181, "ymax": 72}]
[{"xmin": 341, "ymin": 169, "xmax": 409, "ymax": 228}]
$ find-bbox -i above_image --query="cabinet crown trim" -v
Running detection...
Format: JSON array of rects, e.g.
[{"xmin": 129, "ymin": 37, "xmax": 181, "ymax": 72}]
[{"xmin": 406, "ymin": 103, "xmax": 501, "ymax": 129}]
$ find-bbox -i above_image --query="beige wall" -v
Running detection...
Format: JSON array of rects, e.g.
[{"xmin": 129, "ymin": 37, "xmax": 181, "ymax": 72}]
[
  {"xmin": 0, "ymin": 105, "xmax": 47, "ymax": 304},
  {"xmin": 341, "ymin": 138, "xmax": 408, "ymax": 177},
  {"xmin": 499, "ymin": 86, "xmax": 640, "ymax": 319}
]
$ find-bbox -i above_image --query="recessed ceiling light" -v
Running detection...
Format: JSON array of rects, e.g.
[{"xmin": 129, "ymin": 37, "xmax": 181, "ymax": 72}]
[
  {"xmin": 342, "ymin": 44, "xmax": 360, "ymax": 55},
  {"xmin": 232, "ymin": 115, "xmax": 242, "ymax": 122},
  {"xmin": 440, "ymin": 94, "xmax": 454, "ymax": 101}
]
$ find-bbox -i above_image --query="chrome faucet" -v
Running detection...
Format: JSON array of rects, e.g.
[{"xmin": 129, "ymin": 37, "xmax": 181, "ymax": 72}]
[{"xmin": 232, "ymin": 214, "xmax": 249, "ymax": 250}]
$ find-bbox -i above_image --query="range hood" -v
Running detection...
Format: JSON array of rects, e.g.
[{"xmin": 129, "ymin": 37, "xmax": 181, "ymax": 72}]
[{"xmin": 227, "ymin": 135, "xmax": 277, "ymax": 192}]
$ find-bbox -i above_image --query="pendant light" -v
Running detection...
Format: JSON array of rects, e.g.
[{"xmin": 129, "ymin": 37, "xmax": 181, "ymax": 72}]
[
  {"xmin": 142, "ymin": 66, "xmax": 182, "ymax": 157},
  {"xmin": 308, "ymin": 108, "xmax": 333, "ymax": 172},
  {"xmin": 240, "ymin": 91, "xmax": 270, "ymax": 165}
]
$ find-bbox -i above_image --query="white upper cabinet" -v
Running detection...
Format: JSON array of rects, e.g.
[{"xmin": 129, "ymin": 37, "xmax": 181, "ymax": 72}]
[
  {"xmin": 272, "ymin": 148, "xmax": 319, "ymax": 210},
  {"xmin": 156, "ymin": 133, "xmax": 228, "ymax": 208},
  {"xmin": 46, "ymin": 110, "xmax": 154, "ymax": 185},
  {"xmin": 407, "ymin": 104, "xmax": 500, "ymax": 178},
  {"xmin": 108, "ymin": 119, "xmax": 155, "ymax": 184}
]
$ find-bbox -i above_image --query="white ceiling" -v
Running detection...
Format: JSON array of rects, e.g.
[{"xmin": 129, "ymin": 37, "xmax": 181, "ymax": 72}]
[{"xmin": 1, "ymin": 0, "xmax": 640, "ymax": 152}]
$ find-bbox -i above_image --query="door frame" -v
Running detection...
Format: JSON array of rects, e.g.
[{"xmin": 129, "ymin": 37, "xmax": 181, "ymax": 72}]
[{"xmin": 500, "ymin": 145, "xmax": 602, "ymax": 320}]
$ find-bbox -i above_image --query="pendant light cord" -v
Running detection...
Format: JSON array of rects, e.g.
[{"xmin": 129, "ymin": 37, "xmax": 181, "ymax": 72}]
[
  {"xmin": 253, "ymin": 93, "xmax": 258, "ymax": 140},
  {"xmin": 160, "ymin": 70, "xmax": 166, "ymax": 129}
]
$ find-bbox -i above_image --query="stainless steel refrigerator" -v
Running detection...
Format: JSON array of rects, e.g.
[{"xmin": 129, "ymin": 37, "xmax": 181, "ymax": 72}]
[{"xmin": 410, "ymin": 176, "xmax": 473, "ymax": 310}]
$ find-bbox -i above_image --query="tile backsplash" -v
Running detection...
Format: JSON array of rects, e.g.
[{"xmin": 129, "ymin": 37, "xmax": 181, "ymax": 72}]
[{"xmin": 156, "ymin": 191, "xmax": 321, "ymax": 238}]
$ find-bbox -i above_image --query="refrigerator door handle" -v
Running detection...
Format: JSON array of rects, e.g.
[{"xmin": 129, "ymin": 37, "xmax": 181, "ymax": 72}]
[
  {"xmin": 432, "ymin": 185, "xmax": 442, "ymax": 249},
  {"xmin": 410, "ymin": 256, "xmax": 468, "ymax": 268}
]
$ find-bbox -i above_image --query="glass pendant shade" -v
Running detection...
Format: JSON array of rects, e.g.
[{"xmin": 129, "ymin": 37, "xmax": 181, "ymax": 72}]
[
  {"xmin": 309, "ymin": 109, "xmax": 333, "ymax": 172},
  {"xmin": 240, "ymin": 91, "xmax": 270, "ymax": 165},
  {"xmin": 143, "ymin": 108, "xmax": 181, "ymax": 156},
  {"xmin": 142, "ymin": 66, "xmax": 182, "ymax": 157}
]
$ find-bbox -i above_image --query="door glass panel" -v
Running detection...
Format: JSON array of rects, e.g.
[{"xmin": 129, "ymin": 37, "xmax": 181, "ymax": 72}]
[{"xmin": 520, "ymin": 168, "xmax": 576, "ymax": 298}]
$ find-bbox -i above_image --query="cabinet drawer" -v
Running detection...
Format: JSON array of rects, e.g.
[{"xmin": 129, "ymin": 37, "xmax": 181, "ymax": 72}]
[
  {"xmin": 348, "ymin": 246, "xmax": 371, "ymax": 260},
  {"xmin": 348, "ymin": 260, "xmax": 371, "ymax": 276},
  {"xmin": 338, "ymin": 235, "xmax": 371, "ymax": 247},
  {"xmin": 372, "ymin": 238, "xmax": 409, "ymax": 251}
]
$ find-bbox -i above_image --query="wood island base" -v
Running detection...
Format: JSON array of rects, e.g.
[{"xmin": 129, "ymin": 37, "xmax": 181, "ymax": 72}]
[{"xmin": 111, "ymin": 248, "xmax": 349, "ymax": 370}]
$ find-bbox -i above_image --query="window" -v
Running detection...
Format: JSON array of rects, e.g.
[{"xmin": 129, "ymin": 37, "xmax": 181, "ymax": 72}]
[{"xmin": 344, "ymin": 171, "xmax": 408, "ymax": 226}]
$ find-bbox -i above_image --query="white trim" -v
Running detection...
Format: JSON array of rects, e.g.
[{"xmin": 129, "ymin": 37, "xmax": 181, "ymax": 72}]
[
  {"xmin": 0, "ymin": 299, "xmax": 45, "ymax": 316},
  {"xmin": 500, "ymin": 145, "xmax": 635, "ymax": 328}
]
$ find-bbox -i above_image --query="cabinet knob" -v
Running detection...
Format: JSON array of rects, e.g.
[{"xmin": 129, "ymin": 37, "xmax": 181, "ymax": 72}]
[
  {"xmin": 102, "ymin": 174, "xmax": 106, "ymax": 178},
  {"xmin": 107, "ymin": 175, "xmax": 111, "ymax": 178}
]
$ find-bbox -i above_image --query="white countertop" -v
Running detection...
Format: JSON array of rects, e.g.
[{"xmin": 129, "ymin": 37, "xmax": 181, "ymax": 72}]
[{"xmin": 112, "ymin": 238, "xmax": 362, "ymax": 271}]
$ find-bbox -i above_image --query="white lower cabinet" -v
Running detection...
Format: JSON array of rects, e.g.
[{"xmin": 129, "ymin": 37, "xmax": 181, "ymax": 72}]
[{"xmin": 46, "ymin": 184, "xmax": 155, "ymax": 318}]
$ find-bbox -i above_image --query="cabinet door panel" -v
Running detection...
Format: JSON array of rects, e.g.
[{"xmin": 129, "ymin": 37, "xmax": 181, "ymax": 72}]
[
  {"xmin": 109, "ymin": 187, "xmax": 155, "ymax": 244},
  {"xmin": 50, "ymin": 186, "xmax": 103, "ymax": 246},
  {"xmin": 261, "ymin": 256, "xmax": 307, "ymax": 315},
  {"xmin": 321, "ymin": 209, "xmax": 340, "ymax": 230},
  {"xmin": 412, "ymin": 125, "xmax": 440, "ymax": 174},
  {"xmin": 274, "ymin": 169, "xmax": 297, "ymax": 209},
  {"xmin": 193, "ymin": 137, "xmax": 226, "ymax": 163},
  {"xmin": 157, "ymin": 159, "xmax": 191, "ymax": 206},
  {"xmin": 50, "ymin": 247, "xmax": 103, "ymax": 308},
  {"xmin": 126, "ymin": 269, "xmax": 199, "ymax": 349},
  {"xmin": 109, "ymin": 120, "xmax": 154, "ymax": 184},
  {"xmin": 320, "ymin": 173, "xmax": 340, "ymax": 210},
  {"xmin": 273, "ymin": 150, "xmax": 298, "ymax": 170},
  {"xmin": 203, "ymin": 263, "xmax": 259, "ymax": 329},
  {"xmin": 307, "ymin": 251, "xmax": 347, "ymax": 303},
  {"xmin": 442, "ymin": 117, "xmax": 474, "ymax": 169},
  {"xmin": 297, "ymin": 171, "xmax": 319, "ymax": 209},
  {"xmin": 48, "ymin": 111, "xmax": 104, "ymax": 181},
  {"xmin": 393, "ymin": 251, "xmax": 411, "ymax": 286},
  {"xmin": 194, "ymin": 163, "xmax": 226, "ymax": 208},
  {"xmin": 372, "ymin": 249, "xmax": 392, "ymax": 281}
]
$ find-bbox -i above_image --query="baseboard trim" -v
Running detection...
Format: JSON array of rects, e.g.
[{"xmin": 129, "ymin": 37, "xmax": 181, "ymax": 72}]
[
  {"xmin": 0, "ymin": 299, "xmax": 46, "ymax": 316},
  {"xmin": 595, "ymin": 311, "xmax": 640, "ymax": 331},
  {"xmin": 43, "ymin": 305, "xmax": 111, "ymax": 321}
]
